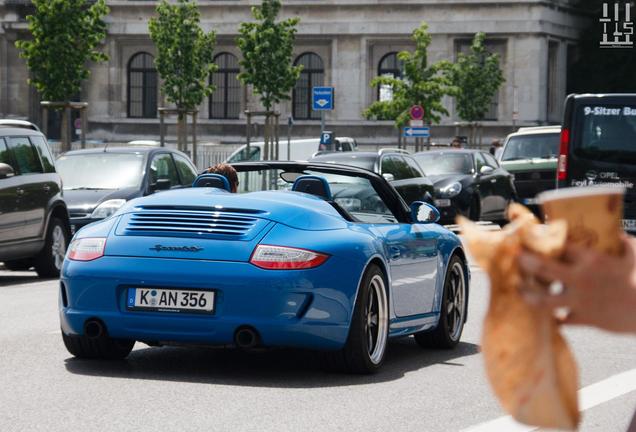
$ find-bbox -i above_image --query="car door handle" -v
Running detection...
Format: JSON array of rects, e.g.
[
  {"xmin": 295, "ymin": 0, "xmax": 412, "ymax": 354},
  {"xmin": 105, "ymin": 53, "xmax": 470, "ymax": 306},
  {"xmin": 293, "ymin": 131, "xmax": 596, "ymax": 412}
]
[
  {"xmin": 389, "ymin": 246, "xmax": 401, "ymax": 259},
  {"xmin": 16, "ymin": 188, "xmax": 24, "ymax": 196}
]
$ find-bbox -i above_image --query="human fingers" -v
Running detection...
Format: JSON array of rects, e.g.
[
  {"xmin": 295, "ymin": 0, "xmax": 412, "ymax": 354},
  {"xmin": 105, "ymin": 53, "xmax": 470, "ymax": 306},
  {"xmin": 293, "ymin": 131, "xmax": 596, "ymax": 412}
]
[
  {"xmin": 561, "ymin": 244, "xmax": 589, "ymax": 263},
  {"xmin": 518, "ymin": 252, "xmax": 576, "ymax": 286}
]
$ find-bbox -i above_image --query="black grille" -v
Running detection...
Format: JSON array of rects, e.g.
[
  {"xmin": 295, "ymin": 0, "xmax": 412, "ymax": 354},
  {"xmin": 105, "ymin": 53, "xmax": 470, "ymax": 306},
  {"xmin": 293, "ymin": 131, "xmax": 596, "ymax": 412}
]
[
  {"xmin": 123, "ymin": 207, "xmax": 268, "ymax": 239},
  {"xmin": 513, "ymin": 170, "xmax": 556, "ymax": 181},
  {"xmin": 69, "ymin": 211, "xmax": 90, "ymax": 218}
]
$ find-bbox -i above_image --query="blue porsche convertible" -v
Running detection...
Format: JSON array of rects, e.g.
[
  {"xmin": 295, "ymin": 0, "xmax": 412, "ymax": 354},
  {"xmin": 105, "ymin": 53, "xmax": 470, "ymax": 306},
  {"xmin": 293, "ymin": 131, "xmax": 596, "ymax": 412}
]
[{"xmin": 60, "ymin": 161, "xmax": 469, "ymax": 373}]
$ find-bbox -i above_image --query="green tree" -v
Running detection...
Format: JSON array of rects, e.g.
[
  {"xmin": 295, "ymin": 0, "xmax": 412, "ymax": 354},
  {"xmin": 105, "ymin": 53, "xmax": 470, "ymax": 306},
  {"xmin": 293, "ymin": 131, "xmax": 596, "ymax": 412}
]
[
  {"xmin": 448, "ymin": 32, "xmax": 505, "ymax": 146},
  {"xmin": 237, "ymin": 0, "xmax": 301, "ymax": 160},
  {"xmin": 149, "ymin": 0, "xmax": 217, "ymax": 151},
  {"xmin": 15, "ymin": 0, "xmax": 109, "ymax": 149},
  {"xmin": 364, "ymin": 23, "xmax": 454, "ymax": 148}
]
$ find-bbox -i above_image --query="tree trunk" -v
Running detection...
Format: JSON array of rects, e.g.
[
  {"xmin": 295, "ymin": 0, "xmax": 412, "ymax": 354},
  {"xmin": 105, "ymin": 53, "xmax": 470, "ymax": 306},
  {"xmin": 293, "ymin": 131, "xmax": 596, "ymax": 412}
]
[
  {"xmin": 261, "ymin": 114, "xmax": 270, "ymax": 191},
  {"xmin": 177, "ymin": 112, "xmax": 187, "ymax": 152},
  {"xmin": 61, "ymin": 106, "xmax": 70, "ymax": 152}
]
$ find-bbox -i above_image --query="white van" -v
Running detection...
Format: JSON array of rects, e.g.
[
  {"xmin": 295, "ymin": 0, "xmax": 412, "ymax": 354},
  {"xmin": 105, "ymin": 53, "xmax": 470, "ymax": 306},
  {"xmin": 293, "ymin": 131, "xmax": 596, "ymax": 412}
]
[{"xmin": 226, "ymin": 137, "xmax": 357, "ymax": 163}]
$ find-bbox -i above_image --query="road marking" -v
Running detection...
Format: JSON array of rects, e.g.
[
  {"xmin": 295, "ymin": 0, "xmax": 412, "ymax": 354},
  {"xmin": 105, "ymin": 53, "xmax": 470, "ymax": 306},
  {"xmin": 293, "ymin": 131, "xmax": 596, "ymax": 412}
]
[{"xmin": 461, "ymin": 368, "xmax": 636, "ymax": 432}]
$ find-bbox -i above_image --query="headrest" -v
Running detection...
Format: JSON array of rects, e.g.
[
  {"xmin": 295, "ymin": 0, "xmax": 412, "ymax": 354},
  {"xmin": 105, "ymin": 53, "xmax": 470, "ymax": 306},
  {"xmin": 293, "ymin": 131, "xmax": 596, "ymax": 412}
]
[
  {"xmin": 192, "ymin": 173, "xmax": 231, "ymax": 191},
  {"xmin": 291, "ymin": 175, "xmax": 333, "ymax": 200}
]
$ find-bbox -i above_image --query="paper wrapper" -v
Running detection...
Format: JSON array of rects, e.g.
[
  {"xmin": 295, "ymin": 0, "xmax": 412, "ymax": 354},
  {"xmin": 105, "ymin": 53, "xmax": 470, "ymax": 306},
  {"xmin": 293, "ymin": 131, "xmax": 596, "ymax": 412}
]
[{"xmin": 458, "ymin": 204, "xmax": 579, "ymax": 430}]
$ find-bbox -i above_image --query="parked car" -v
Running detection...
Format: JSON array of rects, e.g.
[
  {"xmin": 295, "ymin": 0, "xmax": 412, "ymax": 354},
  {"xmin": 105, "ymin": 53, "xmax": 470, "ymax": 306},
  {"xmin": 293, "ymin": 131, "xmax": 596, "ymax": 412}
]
[
  {"xmin": 0, "ymin": 119, "xmax": 41, "ymax": 132},
  {"xmin": 56, "ymin": 146, "xmax": 198, "ymax": 234},
  {"xmin": 499, "ymin": 125, "xmax": 560, "ymax": 210},
  {"xmin": 226, "ymin": 137, "xmax": 357, "ymax": 163},
  {"xmin": 0, "ymin": 125, "xmax": 70, "ymax": 276},
  {"xmin": 59, "ymin": 161, "xmax": 469, "ymax": 374},
  {"xmin": 413, "ymin": 149, "xmax": 517, "ymax": 225},
  {"xmin": 559, "ymin": 93, "xmax": 636, "ymax": 233},
  {"xmin": 309, "ymin": 149, "xmax": 435, "ymax": 206}
]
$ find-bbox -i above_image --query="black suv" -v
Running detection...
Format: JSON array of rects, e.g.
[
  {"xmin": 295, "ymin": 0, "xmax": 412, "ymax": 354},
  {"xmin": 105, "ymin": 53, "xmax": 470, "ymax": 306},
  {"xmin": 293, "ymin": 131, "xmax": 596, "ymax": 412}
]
[
  {"xmin": 309, "ymin": 149, "xmax": 435, "ymax": 205},
  {"xmin": 0, "ymin": 125, "xmax": 70, "ymax": 277},
  {"xmin": 559, "ymin": 94, "xmax": 636, "ymax": 232}
]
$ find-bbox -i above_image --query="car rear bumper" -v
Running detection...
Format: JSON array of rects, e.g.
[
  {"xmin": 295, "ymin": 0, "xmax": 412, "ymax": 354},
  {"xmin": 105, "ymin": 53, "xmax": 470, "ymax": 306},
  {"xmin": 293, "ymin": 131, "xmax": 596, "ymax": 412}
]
[{"xmin": 59, "ymin": 256, "xmax": 361, "ymax": 350}]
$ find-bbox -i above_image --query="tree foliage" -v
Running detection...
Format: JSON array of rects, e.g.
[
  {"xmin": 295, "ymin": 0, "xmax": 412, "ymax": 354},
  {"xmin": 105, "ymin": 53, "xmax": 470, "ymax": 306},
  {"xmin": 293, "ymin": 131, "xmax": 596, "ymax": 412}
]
[
  {"xmin": 237, "ymin": 0, "xmax": 301, "ymax": 111},
  {"xmin": 364, "ymin": 23, "xmax": 453, "ymax": 128},
  {"xmin": 149, "ymin": 0, "xmax": 217, "ymax": 111},
  {"xmin": 15, "ymin": 0, "xmax": 109, "ymax": 102},
  {"xmin": 449, "ymin": 32, "xmax": 505, "ymax": 122}
]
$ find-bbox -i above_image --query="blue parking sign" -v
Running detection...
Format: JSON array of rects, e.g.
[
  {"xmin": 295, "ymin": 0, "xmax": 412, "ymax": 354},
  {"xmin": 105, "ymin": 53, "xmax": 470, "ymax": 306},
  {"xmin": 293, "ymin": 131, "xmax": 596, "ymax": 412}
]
[
  {"xmin": 320, "ymin": 131, "xmax": 334, "ymax": 146},
  {"xmin": 312, "ymin": 87, "xmax": 334, "ymax": 111}
]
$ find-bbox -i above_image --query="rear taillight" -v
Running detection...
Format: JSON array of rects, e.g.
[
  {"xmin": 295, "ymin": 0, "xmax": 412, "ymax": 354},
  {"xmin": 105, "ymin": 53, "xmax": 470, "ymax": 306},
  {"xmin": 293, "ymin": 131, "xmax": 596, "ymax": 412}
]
[
  {"xmin": 557, "ymin": 128, "xmax": 569, "ymax": 181},
  {"xmin": 250, "ymin": 245, "xmax": 329, "ymax": 270},
  {"xmin": 67, "ymin": 238, "xmax": 106, "ymax": 261}
]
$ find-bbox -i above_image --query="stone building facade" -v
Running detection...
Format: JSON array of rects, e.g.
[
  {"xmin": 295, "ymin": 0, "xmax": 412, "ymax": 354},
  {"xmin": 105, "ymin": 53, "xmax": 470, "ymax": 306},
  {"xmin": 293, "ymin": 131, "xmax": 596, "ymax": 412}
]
[{"xmin": 0, "ymin": 0, "xmax": 587, "ymax": 145}]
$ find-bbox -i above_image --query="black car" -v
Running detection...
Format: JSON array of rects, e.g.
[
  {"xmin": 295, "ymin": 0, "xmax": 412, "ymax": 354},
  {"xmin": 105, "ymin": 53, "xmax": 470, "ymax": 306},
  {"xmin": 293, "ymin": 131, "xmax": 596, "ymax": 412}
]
[
  {"xmin": 413, "ymin": 149, "xmax": 517, "ymax": 225},
  {"xmin": 559, "ymin": 93, "xmax": 636, "ymax": 233},
  {"xmin": 0, "ymin": 125, "xmax": 71, "ymax": 277},
  {"xmin": 56, "ymin": 146, "xmax": 198, "ymax": 234},
  {"xmin": 309, "ymin": 149, "xmax": 435, "ymax": 206}
]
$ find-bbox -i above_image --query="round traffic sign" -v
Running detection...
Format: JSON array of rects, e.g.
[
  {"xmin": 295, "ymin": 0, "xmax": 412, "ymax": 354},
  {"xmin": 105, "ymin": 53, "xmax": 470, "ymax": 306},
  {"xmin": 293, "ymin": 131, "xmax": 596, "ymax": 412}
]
[{"xmin": 410, "ymin": 105, "xmax": 425, "ymax": 120}]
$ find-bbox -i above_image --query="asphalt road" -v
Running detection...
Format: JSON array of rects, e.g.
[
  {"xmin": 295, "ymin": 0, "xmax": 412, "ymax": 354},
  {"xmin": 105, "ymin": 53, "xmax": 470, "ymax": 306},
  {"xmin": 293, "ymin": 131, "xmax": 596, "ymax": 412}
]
[{"xmin": 0, "ymin": 264, "xmax": 635, "ymax": 432}]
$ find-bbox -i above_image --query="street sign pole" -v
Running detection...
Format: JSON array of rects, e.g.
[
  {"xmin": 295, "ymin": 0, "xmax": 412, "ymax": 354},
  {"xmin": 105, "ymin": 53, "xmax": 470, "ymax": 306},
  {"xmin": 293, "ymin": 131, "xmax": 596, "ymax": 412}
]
[
  {"xmin": 321, "ymin": 111, "xmax": 325, "ymax": 135},
  {"xmin": 312, "ymin": 86, "xmax": 334, "ymax": 137}
]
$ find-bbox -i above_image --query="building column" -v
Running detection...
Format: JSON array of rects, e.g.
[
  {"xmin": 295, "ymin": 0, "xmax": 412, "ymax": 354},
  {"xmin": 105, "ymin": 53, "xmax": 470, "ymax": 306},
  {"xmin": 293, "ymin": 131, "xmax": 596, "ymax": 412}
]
[{"xmin": 0, "ymin": 34, "xmax": 7, "ymax": 117}]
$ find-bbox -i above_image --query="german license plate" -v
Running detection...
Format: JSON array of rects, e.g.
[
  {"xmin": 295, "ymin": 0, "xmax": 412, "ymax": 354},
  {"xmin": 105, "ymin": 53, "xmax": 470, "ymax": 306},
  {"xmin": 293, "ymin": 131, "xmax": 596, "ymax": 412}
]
[
  {"xmin": 622, "ymin": 219, "xmax": 636, "ymax": 230},
  {"xmin": 434, "ymin": 199, "xmax": 451, "ymax": 207},
  {"xmin": 127, "ymin": 288, "xmax": 214, "ymax": 314}
]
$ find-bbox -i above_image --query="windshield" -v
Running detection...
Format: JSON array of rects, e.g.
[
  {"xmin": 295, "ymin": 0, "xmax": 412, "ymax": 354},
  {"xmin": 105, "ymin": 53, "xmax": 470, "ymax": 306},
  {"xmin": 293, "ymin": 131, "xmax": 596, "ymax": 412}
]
[
  {"xmin": 227, "ymin": 146, "xmax": 261, "ymax": 163},
  {"xmin": 501, "ymin": 133, "xmax": 559, "ymax": 161},
  {"xmin": 414, "ymin": 153, "xmax": 473, "ymax": 175},
  {"xmin": 312, "ymin": 156, "xmax": 376, "ymax": 171},
  {"xmin": 56, "ymin": 153, "xmax": 145, "ymax": 190},
  {"xmin": 573, "ymin": 104, "xmax": 636, "ymax": 163},
  {"xmin": 235, "ymin": 167, "xmax": 396, "ymax": 223}
]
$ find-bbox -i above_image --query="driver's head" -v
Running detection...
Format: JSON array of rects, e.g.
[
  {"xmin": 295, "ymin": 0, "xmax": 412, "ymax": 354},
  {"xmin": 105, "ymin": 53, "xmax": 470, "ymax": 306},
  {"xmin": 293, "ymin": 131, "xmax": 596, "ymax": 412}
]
[
  {"xmin": 207, "ymin": 163, "xmax": 239, "ymax": 193},
  {"xmin": 448, "ymin": 155, "xmax": 464, "ymax": 171}
]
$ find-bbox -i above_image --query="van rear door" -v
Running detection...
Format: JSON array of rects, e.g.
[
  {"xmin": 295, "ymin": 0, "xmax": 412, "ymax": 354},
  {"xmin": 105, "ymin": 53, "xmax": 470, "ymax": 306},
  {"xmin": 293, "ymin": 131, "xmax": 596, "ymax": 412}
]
[{"xmin": 561, "ymin": 94, "xmax": 636, "ymax": 230}]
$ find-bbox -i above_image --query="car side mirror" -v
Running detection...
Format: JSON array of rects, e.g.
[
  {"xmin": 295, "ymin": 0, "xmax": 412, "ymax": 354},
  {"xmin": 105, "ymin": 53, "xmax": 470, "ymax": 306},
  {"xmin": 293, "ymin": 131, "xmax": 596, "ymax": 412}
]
[
  {"xmin": 479, "ymin": 165, "xmax": 495, "ymax": 175},
  {"xmin": 410, "ymin": 201, "xmax": 440, "ymax": 224},
  {"xmin": 382, "ymin": 173, "xmax": 395, "ymax": 182},
  {"xmin": 150, "ymin": 178, "xmax": 171, "ymax": 193},
  {"xmin": 0, "ymin": 162, "xmax": 15, "ymax": 179}
]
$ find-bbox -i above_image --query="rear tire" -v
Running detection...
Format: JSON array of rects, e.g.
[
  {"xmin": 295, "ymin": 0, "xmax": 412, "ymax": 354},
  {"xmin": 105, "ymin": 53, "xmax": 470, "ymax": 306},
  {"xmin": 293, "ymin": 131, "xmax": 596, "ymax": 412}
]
[
  {"xmin": 34, "ymin": 217, "xmax": 69, "ymax": 278},
  {"xmin": 324, "ymin": 264, "xmax": 389, "ymax": 374},
  {"xmin": 415, "ymin": 256, "xmax": 467, "ymax": 349},
  {"xmin": 3, "ymin": 259, "xmax": 33, "ymax": 271},
  {"xmin": 62, "ymin": 329, "xmax": 135, "ymax": 360}
]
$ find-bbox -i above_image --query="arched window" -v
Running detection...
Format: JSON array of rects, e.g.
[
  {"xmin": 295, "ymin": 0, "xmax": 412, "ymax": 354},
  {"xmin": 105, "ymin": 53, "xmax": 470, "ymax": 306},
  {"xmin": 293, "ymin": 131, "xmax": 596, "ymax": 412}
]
[
  {"xmin": 127, "ymin": 52, "xmax": 157, "ymax": 118},
  {"xmin": 293, "ymin": 53, "xmax": 324, "ymax": 120},
  {"xmin": 377, "ymin": 52, "xmax": 403, "ymax": 102},
  {"xmin": 210, "ymin": 53, "xmax": 240, "ymax": 119}
]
